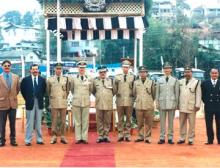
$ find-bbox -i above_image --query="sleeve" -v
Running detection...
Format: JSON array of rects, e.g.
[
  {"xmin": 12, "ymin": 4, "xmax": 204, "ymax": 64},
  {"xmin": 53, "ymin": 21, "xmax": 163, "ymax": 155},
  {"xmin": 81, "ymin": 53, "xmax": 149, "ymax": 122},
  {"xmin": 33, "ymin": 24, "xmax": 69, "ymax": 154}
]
[
  {"xmin": 16, "ymin": 76, "xmax": 20, "ymax": 95},
  {"xmin": 133, "ymin": 81, "xmax": 137, "ymax": 98},
  {"xmin": 175, "ymin": 79, "xmax": 180, "ymax": 107},
  {"xmin": 155, "ymin": 80, "xmax": 160, "ymax": 102},
  {"xmin": 195, "ymin": 81, "xmax": 202, "ymax": 108},
  {"xmin": 69, "ymin": 77, "xmax": 74, "ymax": 94},
  {"xmin": 46, "ymin": 78, "xmax": 51, "ymax": 96},
  {"xmin": 20, "ymin": 78, "xmax": 25, "ymax": 99},
  {"xmin": 201, "ymin": 81, "xmax": 206, "ymax": 103},
  {"xmin": 151, "ymin": 81, "xmax": 156, "ymax": 100},
  {"xmin": 91, "ymin": 79, "xmax": 96, "ymax": 96}
]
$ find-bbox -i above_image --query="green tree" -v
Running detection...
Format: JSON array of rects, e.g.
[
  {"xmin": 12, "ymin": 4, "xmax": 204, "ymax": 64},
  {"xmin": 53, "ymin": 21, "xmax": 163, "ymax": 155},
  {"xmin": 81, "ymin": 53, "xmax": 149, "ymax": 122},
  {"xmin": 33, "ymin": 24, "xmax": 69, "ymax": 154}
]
[
  {"xmin": 23, "ymin": 11, "xmax": 34, "ymax": 26},
  {"xmin": 3, "ymin": 10, "xmax": 22, "ymax": 25}
]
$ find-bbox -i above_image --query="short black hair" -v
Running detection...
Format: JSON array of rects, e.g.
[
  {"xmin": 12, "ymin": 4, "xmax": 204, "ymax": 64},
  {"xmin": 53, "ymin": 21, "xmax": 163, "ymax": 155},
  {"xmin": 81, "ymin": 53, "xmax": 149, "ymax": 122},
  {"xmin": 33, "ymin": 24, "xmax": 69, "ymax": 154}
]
[
  {"xmin": 30, "ymin": 64, "xmax": 39, "ymax": 70},
  {"xmin": 2, "ymin": 60, "xmax": 11, "ymax": 66}
]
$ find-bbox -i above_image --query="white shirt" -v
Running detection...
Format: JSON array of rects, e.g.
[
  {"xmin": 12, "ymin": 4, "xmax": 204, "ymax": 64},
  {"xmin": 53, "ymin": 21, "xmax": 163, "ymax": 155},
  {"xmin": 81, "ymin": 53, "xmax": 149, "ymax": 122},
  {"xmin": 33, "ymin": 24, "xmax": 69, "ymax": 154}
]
[
  {"xmin": 211, "ymin": 79, "xmax": 217, "ymax": 86},
  {"xmin": 32, "ymin": 75, "xmax": 38, "ymax": 86}
]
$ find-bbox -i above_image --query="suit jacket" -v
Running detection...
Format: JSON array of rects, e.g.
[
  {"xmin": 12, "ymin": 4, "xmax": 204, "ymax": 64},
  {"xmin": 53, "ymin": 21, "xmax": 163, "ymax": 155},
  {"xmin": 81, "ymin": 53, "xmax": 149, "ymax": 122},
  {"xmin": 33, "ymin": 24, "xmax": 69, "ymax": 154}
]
[
  {"xmin": 179, "ymin": 77, "xmax": 201, "ymax": 113},
  {"xmin": 47, "ymin": 75, "xmax": 70, "ymax": 109},
  {"xmin": 156, "ymin": 75, "xmax": 179, "ymax": 110},
  {"xmin": 115, "ymin": 73, "xmax": 135, "ymax": 107},
  {"xmin": 201, "ymin": 79, "xmax": 220, "ymax": 112},
  {"xmin": 70, "ymin": 75, "xmax": 92, "ymax": 108},
  {"xmin": 133, "ymin": 78, "xmax": 155, "ymax": 110},
  {"xmin": 20, "ymin": 75, "xmax": 46, "ymax": 110},
  {"xmin": 92, "ymin": 77, "xmax": 116, "ymax": 110},
  {"xmin": 0, "ymin": 73, "xmax": 20, "ymax": 110}
]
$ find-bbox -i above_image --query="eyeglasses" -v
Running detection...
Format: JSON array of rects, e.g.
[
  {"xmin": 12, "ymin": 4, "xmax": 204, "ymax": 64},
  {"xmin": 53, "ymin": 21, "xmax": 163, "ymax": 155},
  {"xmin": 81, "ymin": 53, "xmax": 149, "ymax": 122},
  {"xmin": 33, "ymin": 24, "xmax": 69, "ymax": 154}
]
[{"xmin": 3, "ymin": 65, "xmax": 11, "ymax": 68}]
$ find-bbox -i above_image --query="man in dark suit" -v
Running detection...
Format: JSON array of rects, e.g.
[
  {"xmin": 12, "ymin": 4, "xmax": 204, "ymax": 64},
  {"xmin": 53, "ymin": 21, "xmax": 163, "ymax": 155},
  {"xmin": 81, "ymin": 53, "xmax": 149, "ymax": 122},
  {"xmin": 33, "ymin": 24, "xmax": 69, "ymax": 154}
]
[
  {"xmin": 201, "ymin": 68, "xmax": 220, "ymax": 145},
  {"xmin": 20, "ymin": 64, "xmax": 46, "ymax": 146}
]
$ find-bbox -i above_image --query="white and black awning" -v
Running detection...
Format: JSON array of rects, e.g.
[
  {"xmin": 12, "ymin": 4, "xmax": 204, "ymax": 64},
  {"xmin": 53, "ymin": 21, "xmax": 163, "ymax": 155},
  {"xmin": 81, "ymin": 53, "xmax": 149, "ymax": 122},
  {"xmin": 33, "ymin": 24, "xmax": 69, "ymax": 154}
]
[{"xmin": 46, "ymin": 16, "xmax": 148, "ymax": 40}]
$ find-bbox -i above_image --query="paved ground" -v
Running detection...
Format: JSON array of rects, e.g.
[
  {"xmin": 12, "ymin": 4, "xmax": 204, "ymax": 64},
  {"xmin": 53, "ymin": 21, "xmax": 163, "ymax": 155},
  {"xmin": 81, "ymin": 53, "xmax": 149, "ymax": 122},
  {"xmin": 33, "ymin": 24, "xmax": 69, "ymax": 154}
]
[{"xmin": 0, "ymin": 118, "xmax": 220, "ymax": 167}]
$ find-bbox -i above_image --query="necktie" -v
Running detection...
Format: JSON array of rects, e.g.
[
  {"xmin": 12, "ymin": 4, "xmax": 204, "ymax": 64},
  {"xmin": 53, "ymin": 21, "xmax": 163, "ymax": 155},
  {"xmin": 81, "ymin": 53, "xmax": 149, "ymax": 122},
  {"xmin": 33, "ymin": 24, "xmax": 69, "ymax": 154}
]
[
  {"xmin": 166, "ymin": 77, "xmax": 169, "ymax": 83},
  {"xmin": 213, "ymin": 80, "xmax": 216, "ymax": 87},
  {"xmin": 81, "ymin": 76, "xmax": 84, "ymax": 81},
  {"xmin": 102, "ymin": 79, "xmax": 105, "ymax": 85},
  {"xmin": 186, "ymin": 80, "xmax": 189, "ymax": 85},
  {"xmin": 34, "ymin": 77, "xmax": 38, "ymax": 96},
  {"xmin": 141, "ymin": 79, "xmax": 145, "ymax": 84},
  {"xmin": 124, "ymin": 75, "xmax": 127, "ymax": 82},
  {"xmin": 6, "ymin": 73, "xmax": 11, "ymax": 88},
  {"xmin": 57, "ymin": 76, "xmax": 60, "ymax": 82}
]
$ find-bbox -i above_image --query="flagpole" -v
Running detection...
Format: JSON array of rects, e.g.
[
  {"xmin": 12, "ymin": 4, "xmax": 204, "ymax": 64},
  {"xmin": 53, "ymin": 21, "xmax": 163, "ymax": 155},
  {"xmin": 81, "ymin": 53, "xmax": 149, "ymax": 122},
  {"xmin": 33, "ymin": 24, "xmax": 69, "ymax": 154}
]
[{"xmin": 57, "ymin": 0, "xmax": 61, "ymax": 63}]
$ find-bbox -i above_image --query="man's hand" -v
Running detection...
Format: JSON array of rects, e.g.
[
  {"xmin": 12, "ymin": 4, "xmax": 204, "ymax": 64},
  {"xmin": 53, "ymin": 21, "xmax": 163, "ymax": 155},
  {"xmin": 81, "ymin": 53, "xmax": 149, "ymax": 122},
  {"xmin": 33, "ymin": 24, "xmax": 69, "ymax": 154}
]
[{"xmin": 194, "ymin": 107, "xmax": 200, "ymax": 112}]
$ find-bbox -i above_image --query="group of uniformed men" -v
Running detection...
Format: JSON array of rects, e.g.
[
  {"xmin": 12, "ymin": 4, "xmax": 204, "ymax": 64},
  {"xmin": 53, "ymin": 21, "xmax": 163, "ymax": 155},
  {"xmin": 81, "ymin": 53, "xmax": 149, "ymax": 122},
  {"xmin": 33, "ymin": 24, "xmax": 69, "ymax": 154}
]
[{"xmin": 0, "ymin": 59, "xmax": 220, "ymax": 147}]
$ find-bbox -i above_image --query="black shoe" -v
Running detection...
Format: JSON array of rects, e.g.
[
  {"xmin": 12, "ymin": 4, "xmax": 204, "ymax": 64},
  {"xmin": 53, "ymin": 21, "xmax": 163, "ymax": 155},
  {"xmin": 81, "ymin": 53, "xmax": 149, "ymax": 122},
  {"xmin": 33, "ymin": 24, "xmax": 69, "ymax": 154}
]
[
  {"xmin": 81, "ymin": 140, "xmax": 88, "ymax": 144},
  {"xmin": 158, "ymin": 139, "xmax": 165, "ymax": 144},
  {"xmin": 145, "ymin": 140, "xmax": 151, "ymax": 144},
  {"xmin": 96, "ymin": 139, "xmax": 103, "ymax": 143},
  {"xmin": 10, "ymin": 141, "xmax": 18, "ymax": 146},
  {"xmin": 117, "ymin": 137, "xmax": 124, "ymax": 142},
  {"xmin": 125, "ymin": 137, "xmax": 131, "ymax": 142},
  {"xmin": 75, "ymin": 140, "xmax": 82, "ymax": 144},
  {"xmin": 177, "ymin": 140, "xmax": 185, "ymax": 144},
  {"xmin": 135, "ymin": 139, "xmax": 144, "ymax": 142},
  {"xmin": 103, "ymin": 138, "xmax": 110, "ymax": 143},
  {"xmin": 168, "ymin": 140, "xmax": 174, "ymax": 144},
  {"xmin": 188, "ymin": 141, "xmax": 193, "ymax": 145},
  {"xmin": 25, "ymin": 143, "xmax": 31, "ymax": 146},
  {"xmin": 61, "ymin": 139, "xmax": 68, "ymax": 144},
  {"xmin": 205, "ymin": 142, "xmax": 213, "ymax": 145},
  {"xmin": 37, "ymin": 141, "xmax": 44, "ymax": 145}
]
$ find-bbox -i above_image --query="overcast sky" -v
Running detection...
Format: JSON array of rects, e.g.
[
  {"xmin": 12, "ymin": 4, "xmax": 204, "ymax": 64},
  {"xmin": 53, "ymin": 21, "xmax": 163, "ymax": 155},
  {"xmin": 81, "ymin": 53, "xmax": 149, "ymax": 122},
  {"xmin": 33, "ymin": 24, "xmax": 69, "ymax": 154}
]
[{"xmin": 0, "ymin": 0, "xmax": 219, "ymax": 16}]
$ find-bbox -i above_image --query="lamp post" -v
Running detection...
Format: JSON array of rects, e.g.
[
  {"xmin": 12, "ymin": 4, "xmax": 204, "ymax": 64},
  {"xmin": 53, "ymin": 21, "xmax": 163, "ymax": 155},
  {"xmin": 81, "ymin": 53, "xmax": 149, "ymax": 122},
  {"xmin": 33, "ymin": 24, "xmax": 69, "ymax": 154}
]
[{"xmin": 57, "ymin": 0, "xmax": 62, "ymax": 63}]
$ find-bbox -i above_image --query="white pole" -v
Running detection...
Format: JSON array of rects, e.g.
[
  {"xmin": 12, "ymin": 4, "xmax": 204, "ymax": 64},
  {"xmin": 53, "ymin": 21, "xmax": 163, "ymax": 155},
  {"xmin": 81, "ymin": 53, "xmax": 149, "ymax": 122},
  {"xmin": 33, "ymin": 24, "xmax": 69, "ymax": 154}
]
[
  {"xmin": 134, "ymin": 38, "xmax": 137, "ymax": 74},
  {"xmin": 46, "ymin": 30, "xmax": 50, "ymax": 77},
  {"xmin": 195, "ymin": 56, "xmax": 197, "ymax": 69},
  {"xmin": 160, "ymin": 56, "xmax": 164, "ymax": 72},
  {"xmin": 21, "ymin": 54, "xmax": 25, "ymax": 78},
  {"xmin": 57, "ymin": 0, "xmax": 61, "ymax": 63},
  {"xmin": 139, "ymin": 30, "xmax": 144, "ymax": 66},
  {"xmin": 93, "ymin": 56, "xmax": 96, "ymax": 73}
]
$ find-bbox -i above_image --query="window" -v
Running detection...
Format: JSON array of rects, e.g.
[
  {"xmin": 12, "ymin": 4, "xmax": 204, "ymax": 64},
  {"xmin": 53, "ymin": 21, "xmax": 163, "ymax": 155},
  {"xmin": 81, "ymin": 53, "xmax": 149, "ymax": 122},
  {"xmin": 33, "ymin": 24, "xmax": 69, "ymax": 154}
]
[{"xmin": 72, "ymin": 42, "xmax": 79, "ymax": 47}]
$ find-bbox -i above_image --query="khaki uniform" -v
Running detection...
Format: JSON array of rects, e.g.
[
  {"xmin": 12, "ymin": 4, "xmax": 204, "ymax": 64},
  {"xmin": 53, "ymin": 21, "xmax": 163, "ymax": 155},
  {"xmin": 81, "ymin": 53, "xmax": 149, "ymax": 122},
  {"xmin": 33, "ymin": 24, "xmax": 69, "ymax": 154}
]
[
  {"xmin": 47, "ymin": 76, "xmax": 70, "ymax": 139},
  {"xmin": 156, "ymin": 75, "xmax": 179, "ymax": 140},
  {"xmin": 179, "ymin": 77, "xmax": 201, "ymax": 142},
  {"xmin": 71, "ymin": 75, "xmax": 92, "ymax": 141},
  {"xmin": 92, "ymin": 77, "xmax": 116, "ymax": 139},
  {"xmin": 133, "ymin": 78, "xmax": 155, "ymax": 140},
  {"xmin": 115, "ymin": 73, "xmax": 135, "ymax": 138}
]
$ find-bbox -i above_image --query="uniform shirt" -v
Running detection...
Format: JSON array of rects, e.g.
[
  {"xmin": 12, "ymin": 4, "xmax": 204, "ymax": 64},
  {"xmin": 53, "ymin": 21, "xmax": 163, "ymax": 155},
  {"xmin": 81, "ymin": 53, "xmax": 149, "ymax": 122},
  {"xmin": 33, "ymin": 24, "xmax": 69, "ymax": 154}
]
[
  {"xmin": 133, "ymin": 78, "xmax": 155, "ymax": 110},
  {"xmin": 179, "ymin": 77, "xmax": 201, "ymax": 113},
  {"xmin": 71, "ymin": 75, "xmax": 92, "ymax": 107},
  {"xmin": 92, "ymin": 77, "xmax": 116, "ymax": 110},
  {"xmin": 115, "ymin": 73, "xmax": 135, "ymax": 107}
]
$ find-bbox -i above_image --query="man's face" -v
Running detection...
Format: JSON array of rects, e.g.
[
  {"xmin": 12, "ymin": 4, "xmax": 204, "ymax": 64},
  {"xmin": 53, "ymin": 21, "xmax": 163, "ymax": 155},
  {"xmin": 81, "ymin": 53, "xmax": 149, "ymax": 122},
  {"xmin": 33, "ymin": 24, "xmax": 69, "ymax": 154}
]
[
  {"xmin": 99, "ymin": 71, "xmax": 106, "ymax": 79},
  {"xmin": 30, "ymin": 66, "xmax": 39, "ymax": 76},
  {"xmin": 79, "ymin": 67, "xmax": 86, "ymax": 75},
  {"xmin": 184, "ymin": 70, "xmax": 192, "ymax": 79},
  {"xmin": 163, "ymin": 67, "xmax": 172, "ymax": 76},
  {"xmin": 139, "ymin": 71, "xmax": 147, "ymax": 79},
  {"xmin": 122, "ymin": 66, "xmax": 129, "ymax": 74},
  {"xmin": 210, "ymin": 69, "xmax": 219, "ymax": 80},
  {"xmin": 2, "ymin": 62, "xmax": 11, "ymax": 73},
  {"xmin": 55, "ymin": 67, "xmax": 62, "ymax": 76}
]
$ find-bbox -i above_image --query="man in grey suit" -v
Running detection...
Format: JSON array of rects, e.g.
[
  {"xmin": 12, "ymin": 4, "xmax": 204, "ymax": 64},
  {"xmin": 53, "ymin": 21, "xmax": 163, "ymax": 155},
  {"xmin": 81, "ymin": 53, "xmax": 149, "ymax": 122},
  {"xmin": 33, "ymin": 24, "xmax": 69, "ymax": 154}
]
[{"xmin": 156, "ymin": 62, "xmax": 179, "ymax": 144}]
